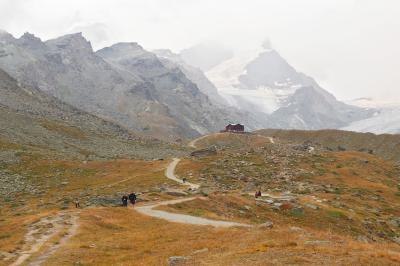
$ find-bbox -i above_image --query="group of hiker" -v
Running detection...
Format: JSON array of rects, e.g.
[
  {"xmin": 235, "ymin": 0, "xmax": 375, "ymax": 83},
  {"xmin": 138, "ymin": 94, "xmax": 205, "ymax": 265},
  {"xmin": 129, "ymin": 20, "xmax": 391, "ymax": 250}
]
[{"xmin": 122, "ymin": 192, "xmax": 137, "ymax": 207}]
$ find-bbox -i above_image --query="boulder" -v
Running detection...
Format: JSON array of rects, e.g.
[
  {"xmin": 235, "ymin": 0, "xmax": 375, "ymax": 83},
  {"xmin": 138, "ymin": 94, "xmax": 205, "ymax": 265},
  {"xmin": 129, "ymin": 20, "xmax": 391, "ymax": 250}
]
[
  {"xmin": 192, "ymin": 248, "xmax": 209, "ymax": 255},
  {"xmin": 259, "ymin": 221, "xmax": 274, "ymax": 229},
  {"xmin": 168, "ymin": 256, "xmax": 189, "ymax": 265},
  {"xmin": 304, "ymin": 203, "xmax": 320, "ymax": 210}
]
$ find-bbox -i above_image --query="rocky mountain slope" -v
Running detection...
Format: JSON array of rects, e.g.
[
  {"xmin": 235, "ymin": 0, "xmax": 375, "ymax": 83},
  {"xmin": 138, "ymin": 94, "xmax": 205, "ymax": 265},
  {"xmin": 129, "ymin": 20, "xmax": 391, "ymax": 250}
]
[
  {"xmin": 0, "ymin": 67, "xmax": 183, "ymax": 161},
  {"xmin": 0, "ymin": 31, "xmax": 263, "ymax": 140},
  {"xmin": 153, "ymin": 49, "xmax": 228, "ymax": 106}
]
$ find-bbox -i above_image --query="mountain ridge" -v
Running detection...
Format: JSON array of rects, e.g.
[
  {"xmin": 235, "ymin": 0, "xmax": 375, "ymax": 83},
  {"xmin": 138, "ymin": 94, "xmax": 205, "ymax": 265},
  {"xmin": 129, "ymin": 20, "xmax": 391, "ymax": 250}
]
[{"xmin": 0, "ymin": 31, "xmax": 263, "ymax": 140}]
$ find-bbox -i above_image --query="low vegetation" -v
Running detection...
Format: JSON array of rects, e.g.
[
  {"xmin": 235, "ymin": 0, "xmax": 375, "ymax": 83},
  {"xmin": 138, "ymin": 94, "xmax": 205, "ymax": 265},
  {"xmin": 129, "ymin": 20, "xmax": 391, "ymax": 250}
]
[{"xmin": 2, "ymin": 131, "xmax": 400, "ymax": 265}]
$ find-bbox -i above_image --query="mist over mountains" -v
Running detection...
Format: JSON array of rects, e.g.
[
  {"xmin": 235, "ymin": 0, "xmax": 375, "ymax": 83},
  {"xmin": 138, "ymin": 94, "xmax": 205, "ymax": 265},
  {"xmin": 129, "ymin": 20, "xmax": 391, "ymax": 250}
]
[{"xmin": 0, "ymin": 30, "xmax": 396, "ymax": 139}]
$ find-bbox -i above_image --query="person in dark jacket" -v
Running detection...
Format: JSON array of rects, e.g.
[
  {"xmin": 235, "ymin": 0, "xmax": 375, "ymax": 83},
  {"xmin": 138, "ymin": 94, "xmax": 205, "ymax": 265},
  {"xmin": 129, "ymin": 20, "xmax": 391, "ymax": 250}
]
[
  {"xmin": 128, "ymin": 192, "xmax": 137, "ymax": 205},
  {"xmin": 74, "ymin": 198, "xmax": 80, "ymax": 208},
  {"xmin": 122, "ymin": 195, "xmax": 128, "ymax": 207}
]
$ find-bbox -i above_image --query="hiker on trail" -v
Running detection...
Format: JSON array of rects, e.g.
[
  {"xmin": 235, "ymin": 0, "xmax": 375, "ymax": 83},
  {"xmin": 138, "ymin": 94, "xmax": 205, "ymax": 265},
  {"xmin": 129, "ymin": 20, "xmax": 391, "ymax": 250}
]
[
  {"xmin": 122, "ymin": 195, "xmax": 128, "ymax": 207},
  {"xmin": 255, "ymin": 190, "xmax": 262, "ymax": 198},
  {"xmin": 74, "ymin": 198, "xmax": 80, "ymax": 208},
  {"xmin": 128, "ymin": 192, "xmax": 136, "ymax": 205}
]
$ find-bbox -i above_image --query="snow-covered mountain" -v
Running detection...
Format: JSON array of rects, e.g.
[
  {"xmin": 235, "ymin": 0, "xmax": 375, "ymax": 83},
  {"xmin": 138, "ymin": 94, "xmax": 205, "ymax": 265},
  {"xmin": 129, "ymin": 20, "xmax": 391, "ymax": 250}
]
[{"xmin": 200, "ymin": 44, "xmax": 373, "ymax": 130}]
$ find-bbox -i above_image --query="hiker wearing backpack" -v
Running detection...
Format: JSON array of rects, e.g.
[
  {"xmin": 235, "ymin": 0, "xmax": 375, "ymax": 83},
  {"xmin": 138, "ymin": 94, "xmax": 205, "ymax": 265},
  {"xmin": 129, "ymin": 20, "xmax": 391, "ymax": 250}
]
[
  {"xmin": 121, "ymin": 195, "xmax": 128, "ymax": 207},
  {"xmin": 128, "ymin": 192, "xmax": 136, "ymax": 205}
]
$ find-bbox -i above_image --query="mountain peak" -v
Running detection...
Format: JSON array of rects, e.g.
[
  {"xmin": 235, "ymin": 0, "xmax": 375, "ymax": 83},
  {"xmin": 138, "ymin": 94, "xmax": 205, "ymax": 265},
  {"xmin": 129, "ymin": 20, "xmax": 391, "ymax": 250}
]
[
  {"xmin": 20, "ymin": 32, "xmax": 41, "ymax": 41},
  {"xmin": 18, "ymin": 32, "xmax": 44, "ymax": 48},
  {"xmin": 262, "ymin": 38, "xmax": 272, "ymax": 50},
  {"xmin": 46, "ymin": 32, "xmax": 93, "ymax": 52},
  {"xmin": 96, "ymin": 42, "xmax": 150, "ymax": 60}
]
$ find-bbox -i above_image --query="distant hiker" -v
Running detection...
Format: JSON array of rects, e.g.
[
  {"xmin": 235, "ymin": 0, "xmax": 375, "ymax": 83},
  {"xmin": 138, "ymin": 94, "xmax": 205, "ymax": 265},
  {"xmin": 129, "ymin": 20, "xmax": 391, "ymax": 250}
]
[
  {"xmin": 74, "ymin": 198, "xmax": 80, "ymax": 208},
  {"xmin": 128, "ymin": 192, "xmax": 137, "ymax": 205},
  {"xmin": 255, "ymin": 190, "xmax": 262, "ymax": 198},
  {"xmin": 122, "ymin": 195, "xmax": 128, "ymax": 207}
]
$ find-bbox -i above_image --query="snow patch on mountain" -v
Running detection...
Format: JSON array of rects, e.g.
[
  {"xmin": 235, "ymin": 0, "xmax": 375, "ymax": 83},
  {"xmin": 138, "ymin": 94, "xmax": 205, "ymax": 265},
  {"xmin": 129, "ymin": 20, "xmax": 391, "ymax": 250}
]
[
  {"xmin": 342, "ymin": 108, "xmax": 400, "ymax": 134},
  {"xmin": 216, "ymin": 86, "xmax": 297, "ymax": 114},
  {"xmin": 346, "ymin": 97, "xmax": 400, "ymax": 109},
  {"xmin": 206, "ymin": 48, "xmax": 267, "ymax": 90}
]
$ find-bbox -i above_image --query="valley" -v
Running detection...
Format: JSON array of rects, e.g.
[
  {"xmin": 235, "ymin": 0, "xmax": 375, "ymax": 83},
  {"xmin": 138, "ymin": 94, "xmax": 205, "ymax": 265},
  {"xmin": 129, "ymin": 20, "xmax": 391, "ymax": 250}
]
[{"xmin": 1, "ymin": 130, "xmax": 400, "ymax": 265}]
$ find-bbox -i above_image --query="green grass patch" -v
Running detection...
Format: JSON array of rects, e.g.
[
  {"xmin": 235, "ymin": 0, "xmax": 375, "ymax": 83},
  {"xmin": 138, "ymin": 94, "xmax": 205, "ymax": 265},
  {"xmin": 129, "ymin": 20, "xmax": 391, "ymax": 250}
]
[{"xmin": 328, "ymin": 210, "xmax": 346, "ymax": 218}]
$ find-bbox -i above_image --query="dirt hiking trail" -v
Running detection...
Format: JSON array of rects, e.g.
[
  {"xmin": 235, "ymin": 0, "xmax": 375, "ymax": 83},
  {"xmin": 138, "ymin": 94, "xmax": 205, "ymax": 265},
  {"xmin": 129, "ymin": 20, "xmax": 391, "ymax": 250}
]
[{"xmin": 10, "ymin": 212, "xmax": 79, "ymax": 266}]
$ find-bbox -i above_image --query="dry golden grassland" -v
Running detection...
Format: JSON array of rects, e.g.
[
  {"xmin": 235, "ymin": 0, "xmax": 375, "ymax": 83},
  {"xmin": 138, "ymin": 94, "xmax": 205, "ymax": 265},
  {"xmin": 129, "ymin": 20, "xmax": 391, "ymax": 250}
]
[
  {"xmin": 41, "ymin": 206, "xmax": 400, "ymax": 265},
  {"xmin": 0, "ymin": 158, "xmax": 174, "ymax": 265}
]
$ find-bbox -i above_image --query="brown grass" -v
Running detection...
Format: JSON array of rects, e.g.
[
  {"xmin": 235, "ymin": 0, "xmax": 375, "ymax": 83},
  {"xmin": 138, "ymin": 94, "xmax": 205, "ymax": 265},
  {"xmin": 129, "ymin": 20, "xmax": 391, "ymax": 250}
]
[
  {"xmin": 40, "ymin": 120, "xmax": 87, "ymax": 140},
  {"xmin": 38, "ymin": 207, "xmax": 400, "ymax": 265}
]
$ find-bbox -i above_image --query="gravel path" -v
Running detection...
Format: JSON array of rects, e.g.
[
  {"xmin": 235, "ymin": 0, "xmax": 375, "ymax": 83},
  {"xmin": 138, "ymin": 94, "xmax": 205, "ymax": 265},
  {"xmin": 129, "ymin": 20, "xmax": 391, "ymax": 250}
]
[
  {"xmin": 136, "ymin": 197, "xmax": 250, "ymax": 228},
  {"xmin": 187, "ymin": 134, "xmax": 218, "ymax": 148},
  {"xmin": 136, "ymin": 154, "xmax": 251, "ymax": 228},
  {"xmin": 165, "ymin": 158, "xmax": 199, "ymax": 190}
]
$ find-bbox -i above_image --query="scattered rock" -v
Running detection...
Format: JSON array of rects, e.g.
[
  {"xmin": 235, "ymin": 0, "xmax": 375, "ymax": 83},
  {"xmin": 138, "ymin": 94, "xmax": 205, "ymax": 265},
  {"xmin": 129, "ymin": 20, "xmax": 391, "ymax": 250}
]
[
  {"xmin": 304, "ymin": 203, "xmax": 319, "ymax": 210},
  {"xmin": 168, "ymin": 256, "xmax": 189, "ymax": 265},
  {"xmin": 258, "ymin": 221, "xmax": 274, "ymax": 229},
  {"xmin": 389, "ymin": 217, "xmax": 400, "ymax": 227},
  {"xmin": 290, "ymin": 226, "xmax": 303, "ymax": 232},
  {"xmin": 291, "ymin": 207, "xmax": 304, "ymax": 216},
  {"xmin": 356, "ymin": 235, "xmax": 370, "ymax": 243},
  {"xmin": 392, "ymin": 237, "xmax": 400, "ymax": 245},
  {"xmin": 273, "ymin": 202, "xmax": 282, "ymax": 210}
]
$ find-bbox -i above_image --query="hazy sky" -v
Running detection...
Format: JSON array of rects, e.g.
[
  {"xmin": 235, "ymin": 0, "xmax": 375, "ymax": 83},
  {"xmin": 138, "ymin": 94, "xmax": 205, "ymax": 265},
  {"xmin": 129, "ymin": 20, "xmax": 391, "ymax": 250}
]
[{"xmin": 0, "ymin": 0, "xmax": 399, "ymax": 102}]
